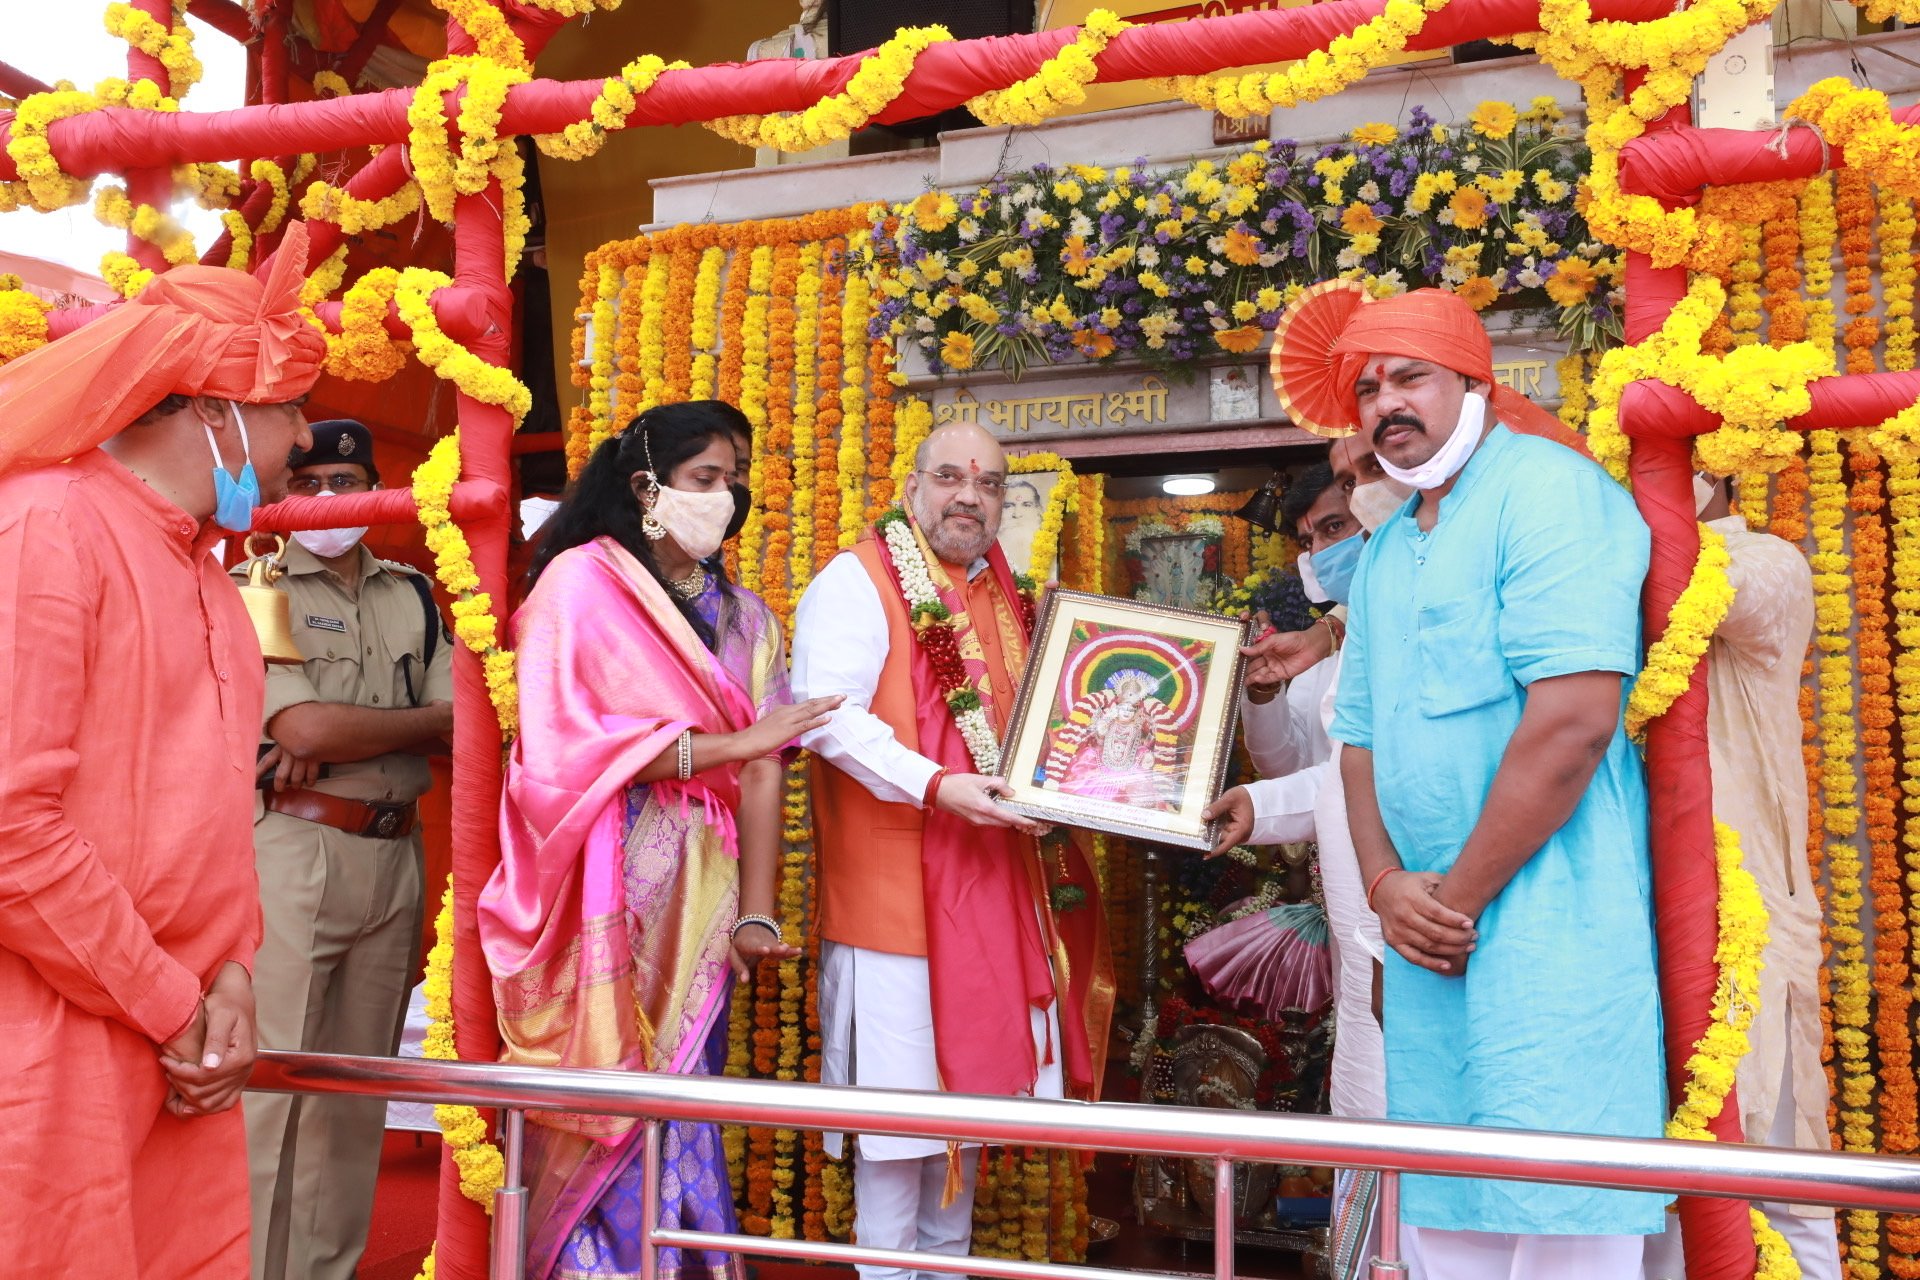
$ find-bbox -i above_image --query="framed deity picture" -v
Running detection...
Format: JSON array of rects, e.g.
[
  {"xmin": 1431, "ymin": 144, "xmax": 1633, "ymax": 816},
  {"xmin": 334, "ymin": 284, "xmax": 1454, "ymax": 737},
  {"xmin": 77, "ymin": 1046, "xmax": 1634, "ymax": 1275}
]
[{"xmin": 997, "ymin": 590, "xmax": 1249, "ymax": 851}]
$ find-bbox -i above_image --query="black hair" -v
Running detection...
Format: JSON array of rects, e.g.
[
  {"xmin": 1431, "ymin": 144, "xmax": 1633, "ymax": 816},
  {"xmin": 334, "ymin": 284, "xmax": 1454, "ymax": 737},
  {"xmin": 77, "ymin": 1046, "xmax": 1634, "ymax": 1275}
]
[
  {"xmin": 1281, "ymin": 461, "xmax": 1338, "ymax": 534},
  {"xmin": 133, "ymin": 392, "xmax": 193, "ymax": 426},
  {"xmin": 527, "ymin": 400, "xmax": 749, "ymax": 651}
]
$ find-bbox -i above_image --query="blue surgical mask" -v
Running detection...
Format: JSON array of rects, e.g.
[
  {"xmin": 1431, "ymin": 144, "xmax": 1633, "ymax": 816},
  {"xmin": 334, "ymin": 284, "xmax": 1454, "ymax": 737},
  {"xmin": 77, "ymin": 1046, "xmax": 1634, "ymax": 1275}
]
[
  {"xmin": 1307, "ymin": 533, "xmax": 1363, "ymax": 606},
  {"xmin": 205, "ymin": 405, "xmax": 261, "ymax": 533}
]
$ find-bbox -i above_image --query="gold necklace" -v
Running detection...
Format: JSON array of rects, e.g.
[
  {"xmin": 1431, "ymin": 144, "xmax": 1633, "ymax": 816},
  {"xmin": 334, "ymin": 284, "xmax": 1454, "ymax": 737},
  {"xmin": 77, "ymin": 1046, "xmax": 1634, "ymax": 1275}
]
[{"xmin": 667, "ymin": 567, "xmax": 709, "ymax": 600}]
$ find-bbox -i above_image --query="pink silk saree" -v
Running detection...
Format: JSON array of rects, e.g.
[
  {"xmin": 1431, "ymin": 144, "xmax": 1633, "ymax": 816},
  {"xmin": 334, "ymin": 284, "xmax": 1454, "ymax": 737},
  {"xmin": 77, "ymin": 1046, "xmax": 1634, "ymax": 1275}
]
[{"xmin": 481, "ymin": 538, "xmax": 783, "ymax": 1280}]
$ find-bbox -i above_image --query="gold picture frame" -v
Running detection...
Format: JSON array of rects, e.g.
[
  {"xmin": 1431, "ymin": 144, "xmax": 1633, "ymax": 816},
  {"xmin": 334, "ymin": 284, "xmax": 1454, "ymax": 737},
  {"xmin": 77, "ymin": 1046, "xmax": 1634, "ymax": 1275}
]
[{"xmin": 997, "ymin": 589, "xmax": 1249, "ymax": 851}]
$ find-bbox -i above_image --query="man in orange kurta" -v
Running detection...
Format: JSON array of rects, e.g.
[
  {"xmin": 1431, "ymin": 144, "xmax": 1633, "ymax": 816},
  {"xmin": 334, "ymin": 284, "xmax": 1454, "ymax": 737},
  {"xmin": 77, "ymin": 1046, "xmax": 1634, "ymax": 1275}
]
[{"xmin": 0, "ymin": 226, "xmax": 325, "ymax": 1276}]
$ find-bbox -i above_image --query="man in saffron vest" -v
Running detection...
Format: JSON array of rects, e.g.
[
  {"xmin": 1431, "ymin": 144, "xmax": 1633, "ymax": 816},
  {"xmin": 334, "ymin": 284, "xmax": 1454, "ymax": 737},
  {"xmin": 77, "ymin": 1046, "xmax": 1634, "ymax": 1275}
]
[{"xmin": 793, "ymin": 421, "xmax": 1110, "ymax": 1280}]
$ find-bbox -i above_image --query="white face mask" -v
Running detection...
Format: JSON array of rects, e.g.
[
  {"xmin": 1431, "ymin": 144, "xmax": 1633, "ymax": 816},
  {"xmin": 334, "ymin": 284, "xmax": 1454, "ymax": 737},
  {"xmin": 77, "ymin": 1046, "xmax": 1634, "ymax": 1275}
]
[
  {"xmin": 651, "ymin": 483, "xmax": 736, "ymax": 562},
  {"xmin": 1349, "ymin": 475, "xmax": 1415, "ymax": 532},
  {"xmin": 291, "ymin": 491, "xmax": 369, "ymax": 559},
  {"xmin": 1376, "ymin": 391, "xmax": 1489, "ymax": 491},
  {"xmin": 1296, "ymin": 550, "xmax": 1324, "ymax": 602}
]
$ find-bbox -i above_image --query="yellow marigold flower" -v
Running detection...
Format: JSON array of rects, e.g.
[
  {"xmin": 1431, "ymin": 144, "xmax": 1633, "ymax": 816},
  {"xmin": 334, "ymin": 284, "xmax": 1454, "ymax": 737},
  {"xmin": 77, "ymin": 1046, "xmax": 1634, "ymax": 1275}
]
[
  {"xmin": 1100, "ymin": 306, "xmax": 1122, "ymax": 327},
  {"xmin": 910, "ymin": 191, "xmax": 959, "ymax": 233},
  {"xmin": 1455, "ymin": 275, "xmax": 1499, "ymax": 310},
  {"xmin": 1470, "ymin": 101, "xmax": 1517, "ymax": 139},
  {"xmin": 1223, "ymin": 227, "xmax": 1263, "ymax": 266},
  {"xmin": 939, "ymin": 330, "xmax": 975, "ymax": 369},
  {"xmin": 1155, "ymin": 218, "xmax": 1186, "ymax": 239},
  {"xmin": 1053, "ymin": 179, "xmax": 1083, "ymax": 203},
  {"xmin": 1351, "ymin": 122, "xmax": 1399, "ymax": 146},
  {"xmin": 1256, "ymin": 286, "xmax": 1283, "ymax": 311},
  {"xmin": 1341, "ymin": 201, "xmax": 1384, "ymax": 236},
  {"xmin": 960, "ymin": 292, "xmax": 997, "ymax": 325},
  {"xmin": 1183, "ymin": 255, "xmax": 1208, "ymax": 275},
  {"xmin": 1430, "ymin": 124, "xmax": 1448, "ymax": 142},
  {"xmin": 1449, "ymin": 186, "xmax": 1491, "ymax": 230},
  {"xmin": 985, "ymin": 269, "xmax": 1004, "ymax": 287},
  {"xmin": 1232, "ymin": 299, "xmax": 1259, "ymax": 321}
]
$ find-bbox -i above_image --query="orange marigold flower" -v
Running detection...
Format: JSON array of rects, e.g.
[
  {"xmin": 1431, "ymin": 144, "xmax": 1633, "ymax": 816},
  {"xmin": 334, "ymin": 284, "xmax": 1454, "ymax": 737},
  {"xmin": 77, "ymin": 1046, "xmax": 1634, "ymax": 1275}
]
[
  {"xmin": 1454, "ymin": 275, "xmax": 1500, "ymax": 310},
  {"xmin": 1222, "ymin": 227, "xmax": 1263, "ymax": 266},
  {"xmin": 1449, "ymin": 187, "xmax": 1491, "ymax": 230},
  {"xmin": 1061, "ymin": 235, "xmax": 1095, "ymax": 276},
  {"xmin": 1341, "ymin": 201, "xmax": 1384, "ymax": 237},
  {"xmin": 939, "ymin": 330, "xmax": 975, "ymax": 369},
  {"xmin": 1072, "ymin": 328, "xmax": 1116, "ymax": 359},
  {"xmin": 1213, "ymin": 325, "xmax": 1263, "ymax": 353},
  {"xmin": 1545, "ymin": 258, "xmax": 1599, "ymax": 307}
]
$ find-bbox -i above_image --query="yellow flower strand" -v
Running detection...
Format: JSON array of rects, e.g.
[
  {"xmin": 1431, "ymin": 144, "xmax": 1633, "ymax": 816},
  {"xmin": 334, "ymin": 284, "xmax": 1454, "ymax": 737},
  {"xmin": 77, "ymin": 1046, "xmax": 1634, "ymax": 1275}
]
[
  {"xmin": 324, "ymin": 267, "xmax": 409, "ymax": 383},
  {"xmin": 105, "ymin": 0, "xmax": 201, "ymax": 98},
  {"xmin": 533, "ymin": 54, "xmax": 683, "ymax": 161},
  {"xmin": 406, "ymin": 55, "xmax": 532, "ymax": 271},
  {"xmin": 837, "ymin": 236, "xmax": 874, "ymax": 550},
  {"xmin": 1666, "ymin": 820, "xmax": 1771, "ymax": 1142},
  {"xmin": 688, "ymin": 246, "xmax": 727, "ymax": 400},
  {"xmin": 395, "ymin": 268, "xmax": 534, "ymax": 421},
  {"xmin": 967, "ymin": 10, "xmax": 1126, "ymax": 128},
  {"xmin": 1009, "ymin": 452, "xmax": 1078, "ymax": 580},
  {"xmin": 1164, "ymin": 0, "xmax": 1449, "ymax": 118},
  {"xmin": 706, "ymin": 26, "xmax": 953, "ymax": 153},
  {"xmin": 101, "ymin": 251, "xmax": 155, "ymax": 300},
  {"xmin": 582, "ymin": 261, "xmax": 622, "ymax": 469},
  {"xmin": 419, "ymin": 879, "xmax": 506, "ymax": 1209},
  {"xmin": 1625, "ymin": 523, "xmax": 1734, "ymax": 741},
  {"xmin": 788, "ymin": 243, "xmax": 825, "ymax": 612},
  {"xmin": 300, "ymin": 178, "xmax": 423, "ymax": 236},
  {"xmin": 93, "ymin": 185, "xmax": 198, "ymax": 266},
  {"xmin": 633, "ymin": 253, "xmax": 674, "ymax": 414},
  {"xmin": 890, "ymin": 395, "xmax": 934, "ymax": 498},
  {"xmin": 736, "ymin": 245, "xmax": 777, "ymax": 588},
  {"xmin": 430, "ymin": 0, "xmax": 529, "ymax": 70},
  {"xmin": 412, "ymin": 433, "xmax": 520, "ymax": 735}
]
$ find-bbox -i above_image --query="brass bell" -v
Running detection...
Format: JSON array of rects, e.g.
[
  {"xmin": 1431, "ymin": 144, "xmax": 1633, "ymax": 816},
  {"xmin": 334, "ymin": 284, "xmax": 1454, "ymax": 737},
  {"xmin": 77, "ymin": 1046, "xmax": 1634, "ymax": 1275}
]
[{"xmin": 238, "ymin": 533, "xmax": 305, "ymax": 666}]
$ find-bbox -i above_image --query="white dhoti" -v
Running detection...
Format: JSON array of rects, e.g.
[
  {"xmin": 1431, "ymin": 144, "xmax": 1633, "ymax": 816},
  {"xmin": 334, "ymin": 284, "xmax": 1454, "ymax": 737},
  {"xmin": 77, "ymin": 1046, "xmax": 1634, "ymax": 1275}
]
[
  {"xmin": 819, "ymin": 941, "xmax": 1063, "ymax": 1280},
  {"xmin": 1406, "ymin": 1224, "xmax": 1645, "ymax": 1279}
]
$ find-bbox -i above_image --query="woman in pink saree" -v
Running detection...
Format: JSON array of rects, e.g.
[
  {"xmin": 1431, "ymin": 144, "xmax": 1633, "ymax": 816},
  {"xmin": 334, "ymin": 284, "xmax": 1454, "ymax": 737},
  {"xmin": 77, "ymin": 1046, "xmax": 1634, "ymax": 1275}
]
[{"xmin": 480, "ymin": 402, "xmax": 841, "ymax": 1280}]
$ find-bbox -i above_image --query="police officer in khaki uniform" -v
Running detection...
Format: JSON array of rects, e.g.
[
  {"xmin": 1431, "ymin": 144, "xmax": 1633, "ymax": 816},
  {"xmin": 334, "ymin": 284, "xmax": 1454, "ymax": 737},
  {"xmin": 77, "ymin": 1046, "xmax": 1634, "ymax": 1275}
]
[{"xmin": 240, "ymin": 420, "xmax": 454, "ymax": 1280}]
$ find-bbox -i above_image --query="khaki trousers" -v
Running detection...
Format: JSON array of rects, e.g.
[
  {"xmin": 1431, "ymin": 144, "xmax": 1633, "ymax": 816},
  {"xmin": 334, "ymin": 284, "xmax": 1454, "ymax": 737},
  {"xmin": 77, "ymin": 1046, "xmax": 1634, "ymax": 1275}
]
[{"xmin": 246, "ymin": 810, "xmax": 424, "ymax": 1280}]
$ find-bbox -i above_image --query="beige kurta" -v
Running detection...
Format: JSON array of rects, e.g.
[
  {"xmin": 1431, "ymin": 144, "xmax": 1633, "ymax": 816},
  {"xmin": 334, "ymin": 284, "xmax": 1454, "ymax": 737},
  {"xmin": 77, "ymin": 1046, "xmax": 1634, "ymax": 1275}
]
[{"xmin": 1704, "ymin": 515, "xmax": 1827, "ymax": 1206}]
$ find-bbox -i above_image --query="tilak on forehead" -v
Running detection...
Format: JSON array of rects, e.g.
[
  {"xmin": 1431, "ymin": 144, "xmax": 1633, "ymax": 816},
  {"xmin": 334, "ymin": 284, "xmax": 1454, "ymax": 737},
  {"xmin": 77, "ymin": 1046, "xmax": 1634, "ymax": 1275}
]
[{"xmin": 1269, "ymin": 279, "xmax": 1590, "ymax": 454}]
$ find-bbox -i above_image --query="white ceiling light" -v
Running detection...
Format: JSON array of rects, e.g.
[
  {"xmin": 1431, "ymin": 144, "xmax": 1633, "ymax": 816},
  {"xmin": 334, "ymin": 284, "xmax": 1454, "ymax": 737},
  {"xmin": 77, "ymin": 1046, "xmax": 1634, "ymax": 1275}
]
[{"xmin": 1162, "ymin": 476, "xmax": 1217, "ymax": 496}]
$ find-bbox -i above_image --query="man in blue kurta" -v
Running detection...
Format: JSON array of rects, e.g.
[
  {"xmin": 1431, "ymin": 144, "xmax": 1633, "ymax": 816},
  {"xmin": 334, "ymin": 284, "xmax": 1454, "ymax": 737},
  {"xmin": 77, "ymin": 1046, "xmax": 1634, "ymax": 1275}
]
[{"xmin": 1271, "ymin": 281, "xmax": 1665, "ymax": 1279}]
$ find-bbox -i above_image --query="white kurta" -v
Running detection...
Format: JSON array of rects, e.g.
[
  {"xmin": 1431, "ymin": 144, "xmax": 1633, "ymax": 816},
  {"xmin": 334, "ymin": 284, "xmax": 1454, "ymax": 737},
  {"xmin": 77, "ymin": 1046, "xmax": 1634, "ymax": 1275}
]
[
  {"xmin": 793, "ymin": 553, "xmax": 1063, "ymax": 1163},
  {"xmin": 1241, "ymin": 653, "xmax": 1387, "ymax": 1122}
]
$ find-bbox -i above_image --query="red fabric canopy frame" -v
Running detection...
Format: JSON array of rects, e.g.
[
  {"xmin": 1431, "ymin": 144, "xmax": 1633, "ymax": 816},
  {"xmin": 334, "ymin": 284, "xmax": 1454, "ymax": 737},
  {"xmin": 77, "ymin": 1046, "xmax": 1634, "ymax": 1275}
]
[{"xmin": 3, "ymin": 4, "xmax": 1871, "ymax": 1276}]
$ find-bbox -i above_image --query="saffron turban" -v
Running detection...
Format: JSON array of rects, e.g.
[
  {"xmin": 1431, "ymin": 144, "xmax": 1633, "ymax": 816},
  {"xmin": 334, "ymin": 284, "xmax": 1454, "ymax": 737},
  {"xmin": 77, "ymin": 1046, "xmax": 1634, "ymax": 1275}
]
[
  {"xmin": 1270, "ymin": 280, "xmax": 1590, "ymax": 456},
  {"xmin": 0, "ymin": 221, "xmax": 327, "ymax": 477}
]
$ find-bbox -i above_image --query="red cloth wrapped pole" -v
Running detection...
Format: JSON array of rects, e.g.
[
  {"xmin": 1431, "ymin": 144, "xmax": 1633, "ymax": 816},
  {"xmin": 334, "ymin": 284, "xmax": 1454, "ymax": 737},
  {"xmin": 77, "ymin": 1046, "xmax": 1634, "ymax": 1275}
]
[
  {"xmin": 1623, "ymin": 247, "xmax": 1757, "ymax": 1280},
  {"xmin": 248, "ymin": 480, "xmax": 508, "ymax": 534},
  {"xmin": 124, "ymin": 0, "xmax": 176, "ymax": 273},
  {"xmin": 431, "ymin": 180, "xmax": 515, "ymax": 1280},
  {"xmin": 0, "ymin": 0, "xmax": 1675, "ymax": 181}
]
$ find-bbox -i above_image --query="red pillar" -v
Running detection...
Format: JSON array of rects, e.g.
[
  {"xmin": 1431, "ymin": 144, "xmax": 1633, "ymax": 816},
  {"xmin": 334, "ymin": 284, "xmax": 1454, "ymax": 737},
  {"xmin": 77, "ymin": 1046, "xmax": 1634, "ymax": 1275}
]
[
  {"xmin": 433, "ymin": 178, "xmax": 515, "ymax": 1280},
  {"xmin": 124, "ymin": 0, "xmax": 175, "ymax": 273}
]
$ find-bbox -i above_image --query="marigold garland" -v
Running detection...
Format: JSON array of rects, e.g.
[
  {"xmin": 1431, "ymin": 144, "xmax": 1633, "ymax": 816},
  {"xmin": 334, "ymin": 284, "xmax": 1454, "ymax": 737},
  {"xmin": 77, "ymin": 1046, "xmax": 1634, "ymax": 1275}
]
[
  {"xmin": 837, "ymin": 243, "xmax": 874, "ymax": 549},
  {"xmin": 1009, "ymin": 452, "xmax": 1078, "ymax": 581},
  {"xmin": 412, "ymin": 432, "xmax": 519, "ymax": 736},
  {"xmin": 689, "ymin": 245, "xmax": 727, "ymax": 401},
  {"xmin": 706, "ymin": 26, "xmax": 953, "ymax": 154},
  {"xmin": 324, "ymin": 267, "xmax": 408, "ymax": 383},
  {"xmin": 1165, "ymin": 0, "xmax": 1450, "ymax": 117},
  {"xmin": 787, "ymin": 243, "xmax": 826, "ymax": 618},
  {"xmin": 737, "ymin": 244, "xmax": 778, "ymax": 589},
  {"xmin": 395, "ymin": 268, "xmax": 533, "ymax": 421},
  {"xmin": 811, "ymin": 242, "xmax": 848, "ymax": 577},
  {"xmin": 105, "ymin": 0, "xmax": 201, "ymax": 99},
  {"xmin": 1666, "ymin": 821, "xmax": 1769, "ymax": 1144},
  {"xmin": 534, "ymin": 54, "xmax": 681, "ymax": 161},
  {"xmin": 1802, "ymin": 176, "xmax": 1840, "ymax": 367},
  {"xmin": 1891, "ymin": 450, "xmax": 1920, "ymax": 1272},
  {"xmin": 420, "ymin": 878, "xmax": 507, "ymax": 1209},
  {"xmin": 300, "ymin": 177, "xmax": 423, "ymax": 236},
  {"xmin": 1625, "ymin": 523, "xmax": 1735, "ymax": 741},
  {"xmin": 759, "ymin": 244, "xmax": 802, "ymax": 618},
  {"xmin": 1810, "ymin": 428, "xmax": 1879, "ymax": 1273},
  {"xmin": 967, "ymin": 10, "xmax": 1126, "ymax": 128},
  {"xmin": 1840, "ymin": 170, "xmax": 1882, "ymax": 376}
]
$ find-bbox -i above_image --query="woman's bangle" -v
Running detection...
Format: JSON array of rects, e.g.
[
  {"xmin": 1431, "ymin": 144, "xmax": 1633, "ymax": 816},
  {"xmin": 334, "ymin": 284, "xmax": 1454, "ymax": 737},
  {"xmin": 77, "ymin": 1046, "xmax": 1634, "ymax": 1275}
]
[
  {"xmin": 1364, "ymin": 866, "xmax": 1398, "ymax": 911},
  {"xmin": 732, "ymin": 913, "xmax": 780, "ymax": 940},
  {"xmin": 676, "ymin": 730, "xmax": 693, "ymax": 782}
]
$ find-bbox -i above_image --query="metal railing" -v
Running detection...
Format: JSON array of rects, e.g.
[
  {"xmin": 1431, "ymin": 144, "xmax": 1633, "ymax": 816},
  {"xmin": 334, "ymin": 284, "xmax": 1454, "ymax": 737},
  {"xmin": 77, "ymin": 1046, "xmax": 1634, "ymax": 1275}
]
[{"xmin": 251, "ymin": 1050, "xmax": 1920, "ymax": 1280}]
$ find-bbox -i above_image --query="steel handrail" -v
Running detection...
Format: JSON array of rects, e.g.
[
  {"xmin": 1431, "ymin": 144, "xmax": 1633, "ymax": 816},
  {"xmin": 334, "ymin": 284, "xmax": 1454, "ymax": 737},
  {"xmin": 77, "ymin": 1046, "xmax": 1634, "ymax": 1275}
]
[{"xmin": 251, "ymin": 1050, "xmax": 1920, "ymax": 1213}]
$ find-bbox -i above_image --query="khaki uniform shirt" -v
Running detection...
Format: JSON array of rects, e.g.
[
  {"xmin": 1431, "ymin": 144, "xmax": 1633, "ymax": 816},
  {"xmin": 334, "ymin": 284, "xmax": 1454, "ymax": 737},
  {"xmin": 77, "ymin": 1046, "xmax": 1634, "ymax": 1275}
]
[{"xmin": 236, "ymin": 541, "xmax": 455, "ymax": 805}]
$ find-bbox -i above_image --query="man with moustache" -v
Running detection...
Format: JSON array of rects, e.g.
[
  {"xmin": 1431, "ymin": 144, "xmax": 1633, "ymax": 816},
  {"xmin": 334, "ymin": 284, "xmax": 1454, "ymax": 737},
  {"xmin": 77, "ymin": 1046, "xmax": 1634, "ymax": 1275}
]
[
  {"xmin": 0, "ymin": 226, "xmax": 325, "ymax": 1275},
  {"xmin": 1274, "ymin": 281, "xmax": 1663, "ymax": 1279},
  {"xmin": 792, "ymin": 421, "xmax": 1109, "ymax": 1280}
]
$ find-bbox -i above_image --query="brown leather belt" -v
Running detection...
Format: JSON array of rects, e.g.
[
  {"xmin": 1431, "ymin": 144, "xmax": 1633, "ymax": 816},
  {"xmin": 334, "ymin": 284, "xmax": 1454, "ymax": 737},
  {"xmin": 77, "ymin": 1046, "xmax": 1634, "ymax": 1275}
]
[{"xmin": 264, "ymin": 788, "xmax": 418, "ymax": 840}]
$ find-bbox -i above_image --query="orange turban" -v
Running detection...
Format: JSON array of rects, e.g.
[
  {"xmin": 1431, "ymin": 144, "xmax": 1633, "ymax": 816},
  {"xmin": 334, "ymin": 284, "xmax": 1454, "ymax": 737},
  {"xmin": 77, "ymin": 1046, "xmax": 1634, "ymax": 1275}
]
[
  {"xmin": 1271, "ymin": 280, "xmax": 1589, "ymax": 456},
  {"xmin": 0, "ymin": 221, "xmax": 327, "ymax": 477}
]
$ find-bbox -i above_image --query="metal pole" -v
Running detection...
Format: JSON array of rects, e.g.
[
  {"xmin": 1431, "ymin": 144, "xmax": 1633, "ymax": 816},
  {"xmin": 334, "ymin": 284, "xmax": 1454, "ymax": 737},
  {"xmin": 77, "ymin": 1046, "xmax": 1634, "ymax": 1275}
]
[
  {"xmin": 1368, "ymin": 1170, "xmax": 1407, "ymax": 1278},
  {"xmin": 491, "ymin": 1109, "xmax": 528, "ymax": 1280},
  {"xmin": 640, "ymin": 1120, "xmax": 663, "ymax": 1280},
  {"xmin": 1213, "ymin": 1157, "xmax": 1235, "ymax": 1280}
]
